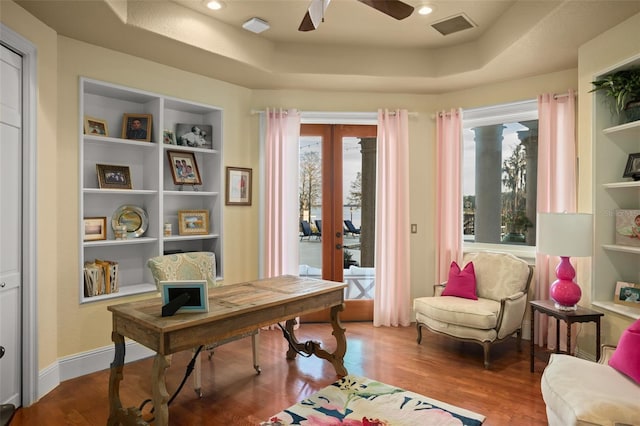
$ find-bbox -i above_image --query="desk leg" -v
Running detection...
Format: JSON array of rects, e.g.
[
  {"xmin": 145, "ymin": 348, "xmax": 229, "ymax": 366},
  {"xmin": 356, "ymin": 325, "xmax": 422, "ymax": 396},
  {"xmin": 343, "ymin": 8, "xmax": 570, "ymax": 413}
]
[
  {"xmin": 108, "ymin": 332, "xmax": 146, "ymax": 426},
  {"xmin": 284, "ymin": 304, "xmax": 348, "ymax": 377},
  {"xmin": 530, "ymin": 309, "xmax": 535, "ymax": 373},
  {"xmin": 151, "ymin": 354, "xmax": 172, "ymax": 426}
]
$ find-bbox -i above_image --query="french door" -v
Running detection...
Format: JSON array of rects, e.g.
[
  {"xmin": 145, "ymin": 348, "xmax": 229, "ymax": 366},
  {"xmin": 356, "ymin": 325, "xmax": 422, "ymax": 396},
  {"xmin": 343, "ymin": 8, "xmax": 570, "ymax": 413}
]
[{"xmin": 299, "ymin": 124, "xmax": 377, "ymax": 321}]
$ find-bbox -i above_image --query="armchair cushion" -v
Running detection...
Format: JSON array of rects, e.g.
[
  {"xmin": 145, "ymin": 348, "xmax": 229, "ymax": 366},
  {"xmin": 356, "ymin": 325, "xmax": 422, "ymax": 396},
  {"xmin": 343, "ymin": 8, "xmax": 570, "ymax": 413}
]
[
  {"xmin": 464, "ymin": 252, "xmax": 530, "ymax": 301},
  {"xmin": 608, "ymin": 318, "xmax": 640, "ymax": 384},
  {"xmin": 441, "ymin": 261, "xmax": 477, "ymax": 300},
  {"xmin": 414, "ymin": 296, "xmax": 499, "ymax": 330}
]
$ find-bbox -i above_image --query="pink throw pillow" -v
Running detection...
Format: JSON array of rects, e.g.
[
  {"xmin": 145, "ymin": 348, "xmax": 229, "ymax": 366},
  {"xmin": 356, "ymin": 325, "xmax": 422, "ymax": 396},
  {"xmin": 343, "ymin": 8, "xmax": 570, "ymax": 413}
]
[
  {"xmin": 441, "ymin": 261, "xmax": 477, "ymax": 300},
  {"xmin": 609, "ymin": 318, "xmax": 640, "ymax": 384}
]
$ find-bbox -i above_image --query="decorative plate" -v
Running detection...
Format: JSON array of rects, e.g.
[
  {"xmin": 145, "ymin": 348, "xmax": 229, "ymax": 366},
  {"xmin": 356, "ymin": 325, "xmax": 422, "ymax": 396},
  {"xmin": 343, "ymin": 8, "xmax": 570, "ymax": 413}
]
[{"xmin": 111, "ymin": 205, "xmax": 148, "ymax": 238}]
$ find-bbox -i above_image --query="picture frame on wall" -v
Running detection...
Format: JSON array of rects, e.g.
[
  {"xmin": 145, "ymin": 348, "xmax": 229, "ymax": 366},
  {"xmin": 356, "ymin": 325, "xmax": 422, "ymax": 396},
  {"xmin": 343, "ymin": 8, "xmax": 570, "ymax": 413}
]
[
  {"xmin": 121, "ymin": 113, "xmax": 152, "ymax": 142},
  {"xmin": 623, "ymin": 152, "xmax": 640, "ymax": 180},
  {"xmin": 167, "ymin": 150, "xmax": 202, "ymax": 185},
  {"xmin": 83, "ymin": 217, "xmax": 107, "ymax": 241},
  {"xmin": 96, "ymin": 164, "xmax": 132, "ymax": 189},
  {"xmin": 178, "ymin": 210, "xmax": 209, "ymax": 235},
  {"xmin": 84, "ymin": 116, "xmax": 108, "ymax": 137},
  {"xmin": 226, "ymin": 167, "xmax": 252, "ymax": 206}
]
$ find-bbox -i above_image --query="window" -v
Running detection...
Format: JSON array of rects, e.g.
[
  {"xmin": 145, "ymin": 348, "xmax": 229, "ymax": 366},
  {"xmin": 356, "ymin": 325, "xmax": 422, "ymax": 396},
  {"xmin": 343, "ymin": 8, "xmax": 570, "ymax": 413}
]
[{"xmin": 462, "ymin": 100, "xmax": 538, "ymax": 248}]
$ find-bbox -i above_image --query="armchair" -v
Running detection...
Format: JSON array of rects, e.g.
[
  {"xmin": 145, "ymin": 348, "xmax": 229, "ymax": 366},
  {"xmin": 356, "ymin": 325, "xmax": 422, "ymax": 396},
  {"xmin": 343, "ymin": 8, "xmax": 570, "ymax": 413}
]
[
  {"xmin": 147, "ymin": 252, "xmax": 260, "ymax": 397},
  {"xmin": 413, "ymin": 251, "xmax": 533, "ymax": 368}
]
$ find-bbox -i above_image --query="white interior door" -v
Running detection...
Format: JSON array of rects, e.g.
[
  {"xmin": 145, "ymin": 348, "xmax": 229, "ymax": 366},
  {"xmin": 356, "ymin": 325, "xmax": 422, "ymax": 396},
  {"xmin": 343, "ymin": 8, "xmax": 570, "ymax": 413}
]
[{"xmin": 0, "ymin": 44, "xmax": 23, "ymax": 407}]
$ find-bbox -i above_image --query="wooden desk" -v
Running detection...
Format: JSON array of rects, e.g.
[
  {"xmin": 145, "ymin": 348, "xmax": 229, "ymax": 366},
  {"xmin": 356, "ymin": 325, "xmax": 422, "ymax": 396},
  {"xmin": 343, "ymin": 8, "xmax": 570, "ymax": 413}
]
[
  {"xmin": 107, "ymin": 275, "xmax": 348, "ymax": 426},
  {"xmin": 529, "ymin": 300, "xmax": 604, "ymax": 373}
]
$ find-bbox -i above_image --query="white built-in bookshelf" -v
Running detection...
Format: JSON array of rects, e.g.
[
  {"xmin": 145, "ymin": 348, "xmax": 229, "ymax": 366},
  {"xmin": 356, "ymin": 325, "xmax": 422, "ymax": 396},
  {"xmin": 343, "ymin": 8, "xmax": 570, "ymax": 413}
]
[
  {"xmin": 591, "ymin": 55, "xmax": 640, "ymax": 319},
  {"xmin": 79, "ymin": 78, "xmax": 223, "ymax": 303}
]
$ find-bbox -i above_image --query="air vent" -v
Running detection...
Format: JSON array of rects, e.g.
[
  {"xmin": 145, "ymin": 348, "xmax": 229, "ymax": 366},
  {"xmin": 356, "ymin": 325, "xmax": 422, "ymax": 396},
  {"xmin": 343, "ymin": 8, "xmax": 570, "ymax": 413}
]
[{"xmin": 431, "ymin": 14, "xmax": 475, "ymax": 36}]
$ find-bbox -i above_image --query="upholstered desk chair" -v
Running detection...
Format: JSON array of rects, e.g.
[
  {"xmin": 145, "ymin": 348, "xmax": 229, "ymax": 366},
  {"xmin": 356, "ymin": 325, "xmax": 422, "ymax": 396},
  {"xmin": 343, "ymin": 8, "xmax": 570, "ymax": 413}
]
[
  {"xmin": 147, "ymin": 252, "xmax": 260, "ymax": 397},
  {"xmin": 413, "ymin": 251, "xmax": 533, "ymax": 368}
]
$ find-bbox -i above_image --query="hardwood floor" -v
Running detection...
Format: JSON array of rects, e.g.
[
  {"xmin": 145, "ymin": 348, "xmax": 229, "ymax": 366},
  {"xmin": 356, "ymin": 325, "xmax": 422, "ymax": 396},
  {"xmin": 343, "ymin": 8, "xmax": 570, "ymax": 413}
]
[{"xmin": 10, "ymin": 322, "xmax": 549, "ymax": 425}]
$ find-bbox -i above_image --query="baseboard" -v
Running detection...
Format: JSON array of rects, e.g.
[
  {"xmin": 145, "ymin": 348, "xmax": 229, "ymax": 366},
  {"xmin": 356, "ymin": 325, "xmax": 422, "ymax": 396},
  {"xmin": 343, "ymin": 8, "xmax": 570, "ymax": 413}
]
[{"xmin": 38, "ymin": 341, "xmax": 155, "ymax": 400}]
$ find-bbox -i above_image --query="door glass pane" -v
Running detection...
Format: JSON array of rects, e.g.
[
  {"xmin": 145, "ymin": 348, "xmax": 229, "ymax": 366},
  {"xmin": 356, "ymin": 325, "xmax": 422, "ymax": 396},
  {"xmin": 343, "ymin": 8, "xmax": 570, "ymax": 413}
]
[
  {"xmin": 298, "ymin": 136, "xmax": 322, "ymax": 278},
  {"xmin": 343, "ymin": 136, "xmax": 375, "ymax": 300}
]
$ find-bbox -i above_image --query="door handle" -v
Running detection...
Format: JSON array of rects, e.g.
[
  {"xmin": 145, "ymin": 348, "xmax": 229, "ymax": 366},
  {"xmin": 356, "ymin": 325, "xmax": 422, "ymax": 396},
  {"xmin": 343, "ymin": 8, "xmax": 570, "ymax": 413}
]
[
  {"xmin": 335, "ymin": 244, "xmax": 342, "ymax": 250},
  {"xmin": 0, "ymin": 282, "xmax": 5, "ymax": 288},
  {"xmin": 335, "ymin": 232, "xmax": 342, "ymax": 238},
  {"xmin": 0, "ymin": 346, "xmax": 5, "ymax": 359}
]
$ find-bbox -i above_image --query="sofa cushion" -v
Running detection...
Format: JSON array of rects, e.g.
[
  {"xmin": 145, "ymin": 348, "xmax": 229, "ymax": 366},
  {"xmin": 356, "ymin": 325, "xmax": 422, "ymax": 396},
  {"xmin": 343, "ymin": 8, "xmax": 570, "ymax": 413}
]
[
  {"xmin": 608, "ymin": 318, "xmax": 640, "ymax": 384},
  {"xmin": 413, "ymin": 296, "xmax": 499, "ymax": 330},
  {"xmin": 463, "ymin": 252, "xmax": 530, "ymax": 301},
  {"xmin": 541, "ymin": 353, "xmax": 640, "ymax": 426},
  {"xmin": 441, "ymin": 261, "xmax": 477, "ymax": 300}
]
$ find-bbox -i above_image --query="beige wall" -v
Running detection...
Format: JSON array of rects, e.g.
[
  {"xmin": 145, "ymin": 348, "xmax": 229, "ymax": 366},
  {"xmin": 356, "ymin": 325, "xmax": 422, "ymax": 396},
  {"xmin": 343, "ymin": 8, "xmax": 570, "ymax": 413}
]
[
  {"xmin": 576, "ymin": 12, "xmax": 640, "ymax": 350},
  {"xmin": 7, "ymin": 0, "xmax": 638, "ymax": 396},
  {"xmin": 1, "ymin": 0, "xmax": 59, "ymax": 372},
  {"xmin": 55, "ymin": 36, "xmax": 256, "ymax": 356}
]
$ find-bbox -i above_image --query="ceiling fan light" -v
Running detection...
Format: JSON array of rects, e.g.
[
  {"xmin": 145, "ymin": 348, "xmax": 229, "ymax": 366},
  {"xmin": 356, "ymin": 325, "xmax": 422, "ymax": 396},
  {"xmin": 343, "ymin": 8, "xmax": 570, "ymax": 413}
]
[
  {"xmin": 242, "ymin": 17, "xmax": 270, "ymax": 34},
  {"xmin": 206, "ymin": 0, "xmax": 224, "ymax": 11},
  {"xmin": 418, "ymin": 5, "xmax": 434, "ymax": 15}
]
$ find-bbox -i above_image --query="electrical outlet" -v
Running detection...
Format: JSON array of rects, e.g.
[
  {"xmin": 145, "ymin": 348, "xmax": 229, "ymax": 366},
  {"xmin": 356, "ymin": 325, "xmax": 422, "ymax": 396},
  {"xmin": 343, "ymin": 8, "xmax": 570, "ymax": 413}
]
[{"xmin": 411, "ymin": 224, "xmax": 417, "ymax": 234}]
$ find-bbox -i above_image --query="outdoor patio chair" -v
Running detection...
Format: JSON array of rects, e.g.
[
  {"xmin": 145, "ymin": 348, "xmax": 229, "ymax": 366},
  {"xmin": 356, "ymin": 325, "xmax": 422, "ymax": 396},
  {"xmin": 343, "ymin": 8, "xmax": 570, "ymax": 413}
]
[
  {"xmin": 300, "ymin": 220, "xmax": 321, "ymax": 240},
  {"xmin": 344, "ymin": 219, "xmax": 361, "ymax": 236},
  {"xmin": 315, "ymin": 219, "xmax": 323, "ymax": 235}
]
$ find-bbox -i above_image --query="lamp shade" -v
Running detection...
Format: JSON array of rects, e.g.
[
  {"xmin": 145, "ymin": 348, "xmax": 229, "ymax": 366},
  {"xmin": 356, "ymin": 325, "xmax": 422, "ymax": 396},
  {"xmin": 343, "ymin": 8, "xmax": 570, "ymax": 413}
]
[{"xmin": 537, "ymin": 213, "xmax": 593, "ymax": 257}]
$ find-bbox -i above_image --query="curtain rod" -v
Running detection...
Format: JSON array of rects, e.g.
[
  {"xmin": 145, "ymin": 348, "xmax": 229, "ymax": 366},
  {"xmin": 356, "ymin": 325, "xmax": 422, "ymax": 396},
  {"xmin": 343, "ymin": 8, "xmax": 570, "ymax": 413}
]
[
  {"xmin": 553, "ymin": 91, "xmax": 577, "ymax": 99},
  {"xmin": 250, "ymin": 109, "xmax": 418, "ymax": 116}
]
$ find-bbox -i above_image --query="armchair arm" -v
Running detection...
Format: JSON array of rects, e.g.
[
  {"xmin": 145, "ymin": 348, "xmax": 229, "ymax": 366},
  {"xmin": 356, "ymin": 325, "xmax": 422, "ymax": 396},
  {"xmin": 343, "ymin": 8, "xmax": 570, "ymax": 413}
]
[
  {"xmin": 495, "ymin": 291, "xmax": 527, "ymax": 339},
  {"xmin": 433, "ymin": 282, "xmax": 446, "ymax": 297},
  {"xmin": 599, "ymin": 344, "xmax": 616, "ymax": 364}
]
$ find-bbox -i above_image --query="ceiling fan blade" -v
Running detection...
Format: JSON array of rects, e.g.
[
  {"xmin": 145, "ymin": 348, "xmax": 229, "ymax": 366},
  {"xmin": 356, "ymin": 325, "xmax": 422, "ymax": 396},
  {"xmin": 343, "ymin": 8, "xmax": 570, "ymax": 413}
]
[
  {"xmin": 357, "ymin": 0, "xmax": 414, "ymax": 20},
  {"xmin": 299, "ymin": 0, "xmax": 331, "ymax": 31}
]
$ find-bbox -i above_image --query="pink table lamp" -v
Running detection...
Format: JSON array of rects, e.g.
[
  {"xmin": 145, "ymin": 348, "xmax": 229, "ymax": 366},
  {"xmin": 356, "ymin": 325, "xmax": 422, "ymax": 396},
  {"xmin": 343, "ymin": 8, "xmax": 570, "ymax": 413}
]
[{"xmin": 537, "ymin": 212, "xmax": 593, "ymax": 311}]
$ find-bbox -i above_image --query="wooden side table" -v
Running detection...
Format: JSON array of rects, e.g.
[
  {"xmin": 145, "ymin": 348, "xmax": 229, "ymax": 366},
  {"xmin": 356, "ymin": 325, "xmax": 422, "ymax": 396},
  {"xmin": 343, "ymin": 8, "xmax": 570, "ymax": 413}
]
[{"xmin": 529, "ymin": 300, "xmax": 604, "ymax": 373}]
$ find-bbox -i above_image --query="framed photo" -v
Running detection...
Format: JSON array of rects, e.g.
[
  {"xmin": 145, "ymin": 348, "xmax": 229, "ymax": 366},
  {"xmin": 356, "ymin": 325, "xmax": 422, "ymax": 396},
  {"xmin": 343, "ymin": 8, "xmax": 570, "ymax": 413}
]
[
  {"xmin": 84, "ymin": 116, "xmax": 108, "ymax": 137},
  {"xmin": 623, "ymin": 152, "xmax": 640, "ymax": 180},
  {"xmin": 121, "ymin": 113, "xmax": 152, "ymax": 142},
  {"xmin": 178, "ymin": 210, "xmax": 209, "ymax": 235},
  {"xmin": 614, "ymin": 209, "xmax": 640, "ymax": 247},
  {"xmin": 176, "ymin": 123, "xmax": 213, "ymax": 148},
  {"xmin": 96, "ymin": 164, "xmax": 132, "ymax": 189},
  {"xmin": 226, "ymin": 167, "xmax": 252, "ymax": 206},
  {"xmin": 159, "ymin": 280, "xmax": 209, "ymax": 314},
  {"xmin": 614, "ymin": 281, "xmax": 640, "ymax": 308},
  {"xmin": 163, "ymin": 129, "xmax": 176, "ymax": 145},
  {"xmin": 167, "ymin": 150, "xmax": 202, "ymax": 185},
  {"xmin": 83, "ymin": 217, "xmax": 107, "ymax": 241}
]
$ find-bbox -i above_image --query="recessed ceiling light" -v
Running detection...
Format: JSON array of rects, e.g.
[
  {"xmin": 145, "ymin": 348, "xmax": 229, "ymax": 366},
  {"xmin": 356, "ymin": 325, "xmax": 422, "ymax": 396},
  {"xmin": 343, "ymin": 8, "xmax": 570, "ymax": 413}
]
[
  {"xmin": 206, "ymin": 0, "xmax": 224, "ymax": 10},
  {"xmin": 418, "ymin": 5, "xmax": 434, "ymax": 15}
]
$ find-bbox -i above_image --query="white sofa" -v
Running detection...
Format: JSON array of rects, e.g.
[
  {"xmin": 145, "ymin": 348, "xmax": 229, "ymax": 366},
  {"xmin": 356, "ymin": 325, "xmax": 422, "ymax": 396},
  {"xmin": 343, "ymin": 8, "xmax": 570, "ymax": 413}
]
[{"xmin": 541, "ymin": 345, "xmax": 640, "ymax": 426}]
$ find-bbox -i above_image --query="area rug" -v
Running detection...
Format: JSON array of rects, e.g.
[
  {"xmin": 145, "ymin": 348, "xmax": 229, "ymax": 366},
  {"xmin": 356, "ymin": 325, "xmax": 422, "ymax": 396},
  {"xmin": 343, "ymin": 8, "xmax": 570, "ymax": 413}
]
[{"xmin": 263, "ymin": 375, "xmax": 485, "ymax": 426}]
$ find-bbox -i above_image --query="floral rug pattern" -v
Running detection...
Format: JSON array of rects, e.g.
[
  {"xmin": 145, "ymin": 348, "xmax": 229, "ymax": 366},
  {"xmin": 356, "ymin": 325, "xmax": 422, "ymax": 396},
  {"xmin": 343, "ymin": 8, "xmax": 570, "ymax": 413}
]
[{"xmin": 264, "ymin": 375, "xmax": 485, "ymax": 426}]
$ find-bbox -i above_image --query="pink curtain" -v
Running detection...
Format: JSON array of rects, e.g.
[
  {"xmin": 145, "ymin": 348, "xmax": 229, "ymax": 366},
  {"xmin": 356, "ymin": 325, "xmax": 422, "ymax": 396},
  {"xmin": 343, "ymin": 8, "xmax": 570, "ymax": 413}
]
[
  {"xmin": 435, "ymin": 109, "xmax": 463, "ymax": 283},
  {"xmin": 374, "ymin": 109, "xmax": 411, "ymax": 327},
  {"xmin": 535, "ymin": 90, "xmax": 577, "ymax": 350},
  {"xmin": 264, "ymin": 108, "xmax": 301, "ymax": 278}
]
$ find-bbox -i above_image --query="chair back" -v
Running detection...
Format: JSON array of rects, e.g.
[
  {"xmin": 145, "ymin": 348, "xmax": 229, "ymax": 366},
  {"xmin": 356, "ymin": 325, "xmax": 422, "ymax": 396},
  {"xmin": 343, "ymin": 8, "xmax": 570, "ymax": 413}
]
[
  {"xmin": 147, "ymin": 252, "xmax": 217, "ymax": 289},
  {"xmin": 462, "ymin": 251, "xmax": 531, "ymax": 301},
  {"xmin": 300, "ymin": 220, "xmax": 312, "ymax": 236}
]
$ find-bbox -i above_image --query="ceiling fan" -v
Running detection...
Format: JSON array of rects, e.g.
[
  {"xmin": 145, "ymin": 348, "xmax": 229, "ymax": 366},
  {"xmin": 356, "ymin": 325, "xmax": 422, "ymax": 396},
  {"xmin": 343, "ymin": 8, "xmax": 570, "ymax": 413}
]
[{"xmin": 299, "ymin": 0, "xmax": 415, "ymax": 31}]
